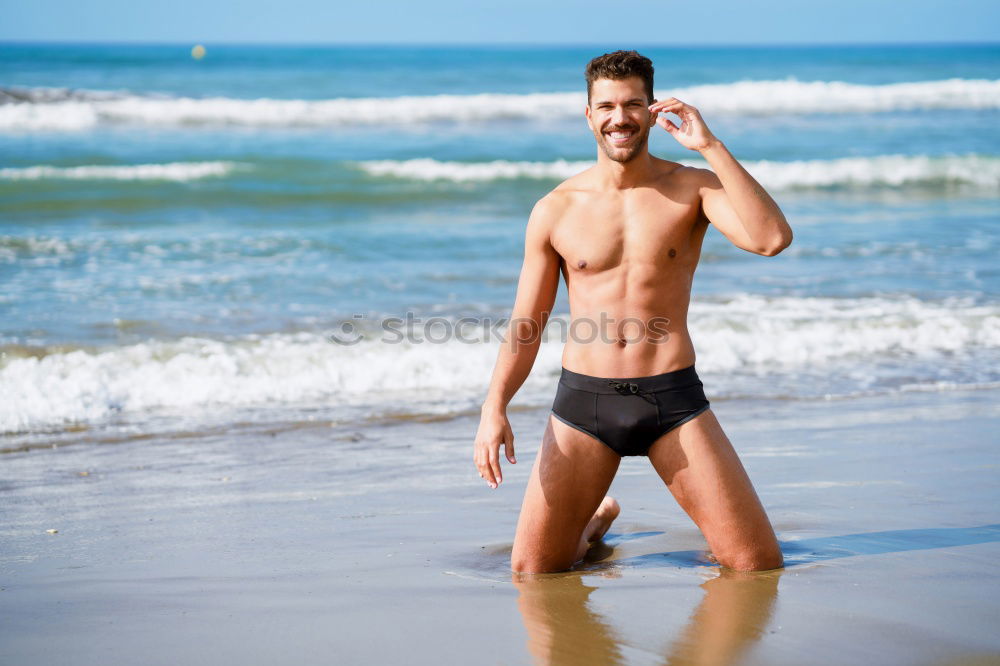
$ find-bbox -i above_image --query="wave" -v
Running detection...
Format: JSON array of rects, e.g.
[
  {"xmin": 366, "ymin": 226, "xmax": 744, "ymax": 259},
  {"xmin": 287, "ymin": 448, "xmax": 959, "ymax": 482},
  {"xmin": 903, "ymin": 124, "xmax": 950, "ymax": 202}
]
[
  {"xmin": 0, "ymin": 161, "xmax": 240, "ymax": 182},
  {"xmin": 2, "ymin": 294, "xmax": 998, "ymax": 434},
  {"xmin": 6, "ymin": 154, "xmax": 995, "ymax": 189},
  {"xmin": 357, "ymin": 154, "xmax": 1000, "ymax": 189},
  {"xmin": 0, "ymin": 86, "xmax": 125, "ymax": 104},
  {"xmin": 1, "ymin": 78, "xmax": 998, "ymax": 131},
  {"xmin": 360, "ymin": 158, "xmax": 592, "ymax": 182}
]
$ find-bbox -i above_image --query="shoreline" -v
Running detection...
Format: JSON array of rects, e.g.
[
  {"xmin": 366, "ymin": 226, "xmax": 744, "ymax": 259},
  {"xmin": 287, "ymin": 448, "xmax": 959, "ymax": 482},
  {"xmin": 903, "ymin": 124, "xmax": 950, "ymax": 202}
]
[{"xmin": 4, "ymin": 375, "xmax": 999, "ymax": 453}]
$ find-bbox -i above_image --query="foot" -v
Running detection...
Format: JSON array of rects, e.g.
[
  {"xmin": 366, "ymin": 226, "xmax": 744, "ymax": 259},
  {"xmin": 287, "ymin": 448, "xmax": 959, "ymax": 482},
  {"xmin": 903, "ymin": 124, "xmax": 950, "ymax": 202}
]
[
  {"xmin": 585, "ymin": 496, "xmax": 621, "ymax": 543},
  {"xmin": 573, "ymin": 496, "xmax": 621, "ymax": 564}
]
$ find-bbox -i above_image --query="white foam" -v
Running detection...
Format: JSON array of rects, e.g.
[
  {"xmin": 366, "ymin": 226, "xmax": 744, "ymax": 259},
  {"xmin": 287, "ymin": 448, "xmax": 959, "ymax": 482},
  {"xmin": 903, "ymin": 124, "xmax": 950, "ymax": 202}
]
[
  {"xmin": 688, "ymin": 293, "xmax": 1000, "ymax": 373},
  {"xmin": 2, "ymin": 294, "xmax": 998, "ymax": 433},
  {"xmin": 356, "ymin": 154, "xmax": 1000, "ymax": 189},
  {"xmin": 0, "ymin": 330, "xmax": 523, "ymax": 434},
  {"xmin": 0, "ymin": 161, "xmax": 239, "ymax": 182},
  {"xmin": 2, "ymin": 78, "xmax": 998, "ymax": 131},
  {"xmin": 359, "ymin": 158, "xmax": 594, "ymax": 182},
  {"xmin": 671, "ymin": 77, "xmax": 1000, "ymax": 114}
]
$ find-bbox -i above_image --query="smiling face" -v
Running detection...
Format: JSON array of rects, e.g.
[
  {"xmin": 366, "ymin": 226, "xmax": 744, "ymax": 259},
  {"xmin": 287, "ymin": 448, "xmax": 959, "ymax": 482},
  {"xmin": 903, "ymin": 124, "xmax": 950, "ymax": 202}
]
[{"xmin": 586, "ymin": 77, "xmax": 657, "ymax": 164}]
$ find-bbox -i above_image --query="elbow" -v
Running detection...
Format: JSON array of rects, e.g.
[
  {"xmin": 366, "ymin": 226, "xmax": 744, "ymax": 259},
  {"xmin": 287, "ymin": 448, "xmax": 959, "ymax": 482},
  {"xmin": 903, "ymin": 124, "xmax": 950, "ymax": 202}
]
[
  {"xmin": 758, "ymin": 226, "xmax": 793, "ymax": 257},
  {"xmin": 759, "ymin": 241, "xmax": 788, "ymax": 257}
]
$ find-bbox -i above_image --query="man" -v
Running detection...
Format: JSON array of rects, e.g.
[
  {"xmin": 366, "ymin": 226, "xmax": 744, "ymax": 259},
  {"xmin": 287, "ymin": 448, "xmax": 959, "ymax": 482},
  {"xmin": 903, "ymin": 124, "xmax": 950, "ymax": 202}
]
[{"xmin": 473, "ymin": 50, "xmax": 791, "ymax": 574}]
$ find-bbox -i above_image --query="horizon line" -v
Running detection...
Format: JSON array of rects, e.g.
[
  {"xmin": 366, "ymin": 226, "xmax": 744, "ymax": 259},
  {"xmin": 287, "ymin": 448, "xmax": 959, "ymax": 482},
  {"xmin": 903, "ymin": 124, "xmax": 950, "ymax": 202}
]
[{"xmin": 1, "ymin": 38, "xmax": 998, "ymax": 48}]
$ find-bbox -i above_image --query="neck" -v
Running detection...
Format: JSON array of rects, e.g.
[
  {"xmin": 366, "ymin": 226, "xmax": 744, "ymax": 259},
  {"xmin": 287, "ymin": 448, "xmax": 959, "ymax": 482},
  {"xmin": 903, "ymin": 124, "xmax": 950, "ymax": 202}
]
[{"xmin": 595, "ymin": 147, "xmax": 655, "ymax": 189}]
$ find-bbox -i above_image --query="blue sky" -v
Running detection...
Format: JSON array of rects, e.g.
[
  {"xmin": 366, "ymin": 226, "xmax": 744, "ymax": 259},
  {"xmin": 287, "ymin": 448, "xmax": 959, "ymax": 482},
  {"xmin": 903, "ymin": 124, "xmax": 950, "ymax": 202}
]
[{"xmin": 3, "ymin": 0, "xmax": 998, "ymax": 45}]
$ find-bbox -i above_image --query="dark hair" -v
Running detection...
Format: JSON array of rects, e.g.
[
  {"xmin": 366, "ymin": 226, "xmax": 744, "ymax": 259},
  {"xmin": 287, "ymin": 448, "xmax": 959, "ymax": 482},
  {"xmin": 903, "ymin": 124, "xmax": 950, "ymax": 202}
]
[{"xmin": 585, "ymin": 50, "xmax": 655, "ymax": 104}]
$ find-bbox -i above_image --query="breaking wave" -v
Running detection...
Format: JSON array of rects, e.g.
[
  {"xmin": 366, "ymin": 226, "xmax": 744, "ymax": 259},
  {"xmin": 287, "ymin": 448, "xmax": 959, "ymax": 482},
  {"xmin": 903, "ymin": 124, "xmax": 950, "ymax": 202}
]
[
  {"xmin": 357, "ymin": 154, "xmax": 1000, "ymax": 189},
  {"xmin": 0, "ymin": 161, "xmax": 240, "ymax": 182},
  {"xmin": 2, "ymin": 294, "xmax": 998, "ymax": 433},
  {"xmin": 1, "ymin": 77, "xmax": 998, "ymax": 131}
]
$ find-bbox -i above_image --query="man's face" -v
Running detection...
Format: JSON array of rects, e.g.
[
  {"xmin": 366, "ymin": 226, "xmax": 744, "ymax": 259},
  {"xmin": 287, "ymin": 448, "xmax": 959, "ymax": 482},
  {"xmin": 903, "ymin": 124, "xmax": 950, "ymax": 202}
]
[{"xmin": 586, "ymin": 77, "xmax": 656, "ymax": 163}]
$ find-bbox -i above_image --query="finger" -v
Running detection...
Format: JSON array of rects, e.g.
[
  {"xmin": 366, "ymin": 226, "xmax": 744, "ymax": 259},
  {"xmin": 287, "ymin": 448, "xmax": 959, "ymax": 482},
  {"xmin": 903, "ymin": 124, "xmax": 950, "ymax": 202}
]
[
  {"xmin": 657, "ymin": 116, "xmax": 679, "ymax": 133},
  {"xmin": 504, "ymin": 425, "xmax": 516, "ymax": 464},
  {"xmin": 474, "ymin": 447, "xmax": 492, "ymax": 480},
  {"xmin": 649, "ymin": 96, "xmax": 680, "ymax": 106},
  {"xmin": 652, "ymin": 103, "xmax": 686, "ymax": 116},
  {"xmin": 479, "ymin": 458, "xmax": 496, "ymax": 488},
  {"xmin": 488, "ymin": 449, "xmax": 502, "ymax": 487},
  {"xmin": 648, "ymin": 99, "xmax": 684, "ymax": 111},
  {"xmin": 650, "ymin": 101, "xmax": 688, "ymax": 115}
]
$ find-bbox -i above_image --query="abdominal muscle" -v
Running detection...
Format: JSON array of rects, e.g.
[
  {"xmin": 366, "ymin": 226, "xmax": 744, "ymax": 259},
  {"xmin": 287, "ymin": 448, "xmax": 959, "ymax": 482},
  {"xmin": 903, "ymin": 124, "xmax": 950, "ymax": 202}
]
[{"xmin": 559, "ymin": 301, "xmax": 698, "ymax": 379}]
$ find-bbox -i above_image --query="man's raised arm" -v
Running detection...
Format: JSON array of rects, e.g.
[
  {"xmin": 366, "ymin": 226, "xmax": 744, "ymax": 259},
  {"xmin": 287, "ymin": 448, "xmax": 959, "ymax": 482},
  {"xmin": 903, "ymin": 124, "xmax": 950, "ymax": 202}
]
[
  {"xmin": 696, "ymin": 140, "xmax": 792, "ymax": 256},
  {"xmin": 649, "ymin": 97, "xmax": 793, "ymax": 256},
  {"xmin": 473, "ymin": 197, "xmax": 561, "ymax": 489}
]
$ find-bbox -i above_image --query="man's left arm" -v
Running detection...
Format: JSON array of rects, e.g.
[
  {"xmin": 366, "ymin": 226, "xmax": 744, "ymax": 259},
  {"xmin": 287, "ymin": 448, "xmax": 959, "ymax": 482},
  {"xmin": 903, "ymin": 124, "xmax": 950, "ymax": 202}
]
[{"xmin": 650, "ymin": 97, "xmax": 793, "ymax": 256}]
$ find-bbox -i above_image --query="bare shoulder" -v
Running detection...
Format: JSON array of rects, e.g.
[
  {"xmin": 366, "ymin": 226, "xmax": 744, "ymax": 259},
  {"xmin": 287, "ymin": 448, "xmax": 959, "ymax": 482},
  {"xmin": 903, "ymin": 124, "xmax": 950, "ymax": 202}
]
[
  {"xmin": 656, "ymin": 158, "xmax": 719, "ymax": 191},
  {"xmin": 530, "ymin": 166, "xmax": 597, "ymax": 224},
  {"xmin": 524, "ymin": 189, "xmax": 568, "ymax": 248}
]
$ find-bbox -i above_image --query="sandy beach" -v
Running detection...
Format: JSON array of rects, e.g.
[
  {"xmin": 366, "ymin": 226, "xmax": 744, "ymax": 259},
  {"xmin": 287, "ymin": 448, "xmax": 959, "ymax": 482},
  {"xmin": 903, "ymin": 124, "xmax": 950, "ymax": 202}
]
[{"xmin": 3, "ymin": 387, "xmax": 999, "ymax": 665}]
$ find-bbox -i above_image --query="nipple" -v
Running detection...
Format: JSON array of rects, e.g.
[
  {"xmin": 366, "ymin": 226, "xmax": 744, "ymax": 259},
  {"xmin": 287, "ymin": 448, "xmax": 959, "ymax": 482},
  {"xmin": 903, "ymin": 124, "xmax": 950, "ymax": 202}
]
[
  {"xmin": 577, "ymin": 259, "xmax": 588, "ymax": 269},
  {"xmin": 668, "ymin": 248, "xmax": 677, "ymax": 258}
]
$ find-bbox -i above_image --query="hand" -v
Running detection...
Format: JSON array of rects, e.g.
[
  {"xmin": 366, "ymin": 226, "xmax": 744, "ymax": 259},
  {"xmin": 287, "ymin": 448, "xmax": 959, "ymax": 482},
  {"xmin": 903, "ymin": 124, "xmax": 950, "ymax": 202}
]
[
  {"xmin": 473, "ymin": 407, "xmax": 516, "ymax": 489},
  {"xmin": 648, "ymin": 98, "xmax": 719, "ymax": 152}
]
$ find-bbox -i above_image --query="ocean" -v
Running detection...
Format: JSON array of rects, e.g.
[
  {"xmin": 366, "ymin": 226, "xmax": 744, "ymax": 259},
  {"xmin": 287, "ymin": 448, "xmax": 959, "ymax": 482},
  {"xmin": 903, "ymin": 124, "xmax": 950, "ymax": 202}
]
[{"xmin": 1, "ymin": 42, "xmax": 998, "ymax": 446}]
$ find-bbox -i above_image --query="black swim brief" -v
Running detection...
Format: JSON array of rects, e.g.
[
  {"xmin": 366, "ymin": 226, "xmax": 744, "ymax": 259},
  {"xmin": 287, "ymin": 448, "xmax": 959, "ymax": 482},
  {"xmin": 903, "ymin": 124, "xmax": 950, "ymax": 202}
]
[{"xmin": 550, "ymin": 365, "xmax": 710, "ymax": 457}]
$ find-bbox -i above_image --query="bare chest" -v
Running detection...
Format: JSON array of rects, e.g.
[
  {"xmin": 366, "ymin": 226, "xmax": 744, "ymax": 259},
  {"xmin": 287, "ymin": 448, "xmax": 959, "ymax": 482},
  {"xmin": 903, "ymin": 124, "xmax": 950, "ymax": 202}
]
[{"xmin": 551, "ymin": 192, "xmax": 702, "ymax": 274}]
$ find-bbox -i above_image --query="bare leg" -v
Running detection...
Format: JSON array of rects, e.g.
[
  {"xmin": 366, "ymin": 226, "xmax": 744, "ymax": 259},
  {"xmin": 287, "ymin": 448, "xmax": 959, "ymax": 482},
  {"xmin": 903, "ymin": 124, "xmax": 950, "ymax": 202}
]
[
  {"xmin": 647, "ymin": 408, "xmax": 783, "ymax": 571},
  {"xmin": 511, "ymin": 415, "xmax": 622, "ymax": 573}
]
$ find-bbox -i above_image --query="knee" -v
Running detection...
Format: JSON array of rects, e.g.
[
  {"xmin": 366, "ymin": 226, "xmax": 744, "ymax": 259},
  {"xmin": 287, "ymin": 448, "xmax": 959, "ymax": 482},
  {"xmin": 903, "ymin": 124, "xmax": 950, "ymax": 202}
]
[
  {"xmin": 510, "ymin": 552, "xmax": 572, "ymax": 575},
  {"xmin": 718, "ymin": 543, "xmax": 784, "ymax": 572}
]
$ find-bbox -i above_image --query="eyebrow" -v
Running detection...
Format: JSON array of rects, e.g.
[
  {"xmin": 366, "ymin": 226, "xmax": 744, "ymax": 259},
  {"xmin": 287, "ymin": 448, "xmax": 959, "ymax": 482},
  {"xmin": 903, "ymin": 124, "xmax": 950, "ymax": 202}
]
[{"xmin": 593, "ymin": 98, "xmax": 646, "ymax": 106}]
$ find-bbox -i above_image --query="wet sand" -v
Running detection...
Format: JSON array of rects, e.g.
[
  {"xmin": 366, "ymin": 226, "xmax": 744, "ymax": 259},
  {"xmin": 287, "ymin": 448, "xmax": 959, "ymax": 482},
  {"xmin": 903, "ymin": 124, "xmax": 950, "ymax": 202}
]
[{"xmin": 2, "ymin": 388, "xmax": 999, "ymax": 665}]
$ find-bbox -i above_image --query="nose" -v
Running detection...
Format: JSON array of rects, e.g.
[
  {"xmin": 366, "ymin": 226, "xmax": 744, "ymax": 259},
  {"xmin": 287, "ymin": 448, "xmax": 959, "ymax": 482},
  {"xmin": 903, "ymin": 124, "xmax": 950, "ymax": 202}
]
[{"xmin": 610, "ymin": 105, "xmax": 627, "ymax": 124}]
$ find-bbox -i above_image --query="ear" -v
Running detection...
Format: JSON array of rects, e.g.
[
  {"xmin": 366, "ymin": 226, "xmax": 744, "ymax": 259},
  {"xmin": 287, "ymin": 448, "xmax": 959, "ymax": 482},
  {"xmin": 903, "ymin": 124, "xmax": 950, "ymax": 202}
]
[
  {"xmin": 585, "ymin": 104, "xmax": 593, "ymax": 131},
  {"xmin": 648, "ymin": 97, "xmax": 658, "ymax": 127}
]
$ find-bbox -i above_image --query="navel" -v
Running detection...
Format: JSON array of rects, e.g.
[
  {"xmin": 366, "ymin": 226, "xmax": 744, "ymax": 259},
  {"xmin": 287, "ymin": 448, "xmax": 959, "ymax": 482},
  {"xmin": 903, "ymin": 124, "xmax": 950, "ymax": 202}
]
[
  {"xmin": 668, "ymin": 248, "xmax": 677, "ymax": 258},
  {"xmin": 577, "ymin": 259, "xmax": 588, "ymax": 269}
]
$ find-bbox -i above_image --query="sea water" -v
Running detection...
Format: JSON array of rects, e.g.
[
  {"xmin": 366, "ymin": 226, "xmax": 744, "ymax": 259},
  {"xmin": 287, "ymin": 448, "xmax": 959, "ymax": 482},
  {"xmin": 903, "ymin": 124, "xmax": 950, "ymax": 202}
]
[{"xmin": 1, "ymin": 43, "xmax": 998, "ymax": 442}]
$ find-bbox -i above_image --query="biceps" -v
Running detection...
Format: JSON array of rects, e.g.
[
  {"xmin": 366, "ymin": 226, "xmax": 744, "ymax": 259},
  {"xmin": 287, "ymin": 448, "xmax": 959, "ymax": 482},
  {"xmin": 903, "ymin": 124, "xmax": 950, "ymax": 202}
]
[{"xmin": 511, "ymin": 244, "xmax": 560, "ymax": 323}]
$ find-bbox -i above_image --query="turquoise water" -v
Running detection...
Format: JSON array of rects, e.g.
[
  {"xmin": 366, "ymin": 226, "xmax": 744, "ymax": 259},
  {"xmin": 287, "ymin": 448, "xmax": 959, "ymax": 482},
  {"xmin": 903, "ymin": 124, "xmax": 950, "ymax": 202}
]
[{"xmin": 1, "ymin": 43, "xmax": 998, "ymax": 437}]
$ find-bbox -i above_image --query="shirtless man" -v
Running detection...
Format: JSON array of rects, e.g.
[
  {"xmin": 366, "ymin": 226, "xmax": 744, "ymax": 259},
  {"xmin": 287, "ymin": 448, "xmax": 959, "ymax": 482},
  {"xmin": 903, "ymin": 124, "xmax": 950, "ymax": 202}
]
[{"xmin": 473, "ymin": 50, "xmax": 791, "ymax": 574}]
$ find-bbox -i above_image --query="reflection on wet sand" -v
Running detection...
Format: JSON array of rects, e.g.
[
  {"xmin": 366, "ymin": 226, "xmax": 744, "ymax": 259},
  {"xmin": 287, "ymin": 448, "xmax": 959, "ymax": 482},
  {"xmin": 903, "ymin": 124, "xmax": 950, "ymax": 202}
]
[
  {"xmin": 513, "ymin": 565, "xmax": 780, "ymax": 666},
  {"xmin": 513, "ymin": 572, "xmax": 625, "ymax": 665},
  {"xmin": 664, "ymin": 569, "xmax": 780, "ymax": 666}
]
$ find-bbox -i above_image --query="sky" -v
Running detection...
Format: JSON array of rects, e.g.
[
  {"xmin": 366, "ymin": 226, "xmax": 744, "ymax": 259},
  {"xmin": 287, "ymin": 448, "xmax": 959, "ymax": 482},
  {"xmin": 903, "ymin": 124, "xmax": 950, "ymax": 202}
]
[{"xmin": 2, "ymin": 0, "xmax": 999, "ymax": 45}]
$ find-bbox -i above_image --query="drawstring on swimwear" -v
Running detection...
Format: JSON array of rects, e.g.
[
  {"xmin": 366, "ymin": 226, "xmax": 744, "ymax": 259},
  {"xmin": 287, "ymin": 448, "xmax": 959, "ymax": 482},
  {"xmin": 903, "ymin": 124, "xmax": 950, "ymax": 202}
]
[{"xmin": 608, "ymin": 379, "xmax": 657, "ymax": 406}]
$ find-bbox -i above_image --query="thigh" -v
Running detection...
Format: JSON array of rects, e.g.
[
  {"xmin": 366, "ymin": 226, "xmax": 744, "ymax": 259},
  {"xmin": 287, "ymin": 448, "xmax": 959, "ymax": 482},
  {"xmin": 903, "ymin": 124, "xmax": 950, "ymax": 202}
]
[
  {"xmin": 511, "ymin": 415, "xmax": 621, "ymax": 572},
  {"xmin": 647, "ymin": 408, "xmax": 779, "ymax": 567}
]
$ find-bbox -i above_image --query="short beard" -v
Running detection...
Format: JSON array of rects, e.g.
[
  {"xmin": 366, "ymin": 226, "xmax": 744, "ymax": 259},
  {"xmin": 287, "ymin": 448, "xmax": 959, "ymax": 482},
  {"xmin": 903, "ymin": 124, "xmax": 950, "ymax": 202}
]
[{"xmin": 596, "ymin": 124, "xmax": 650, "ymax": 163}]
